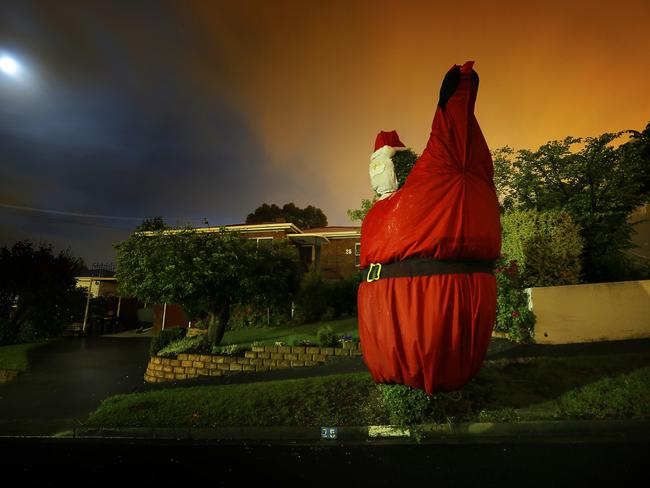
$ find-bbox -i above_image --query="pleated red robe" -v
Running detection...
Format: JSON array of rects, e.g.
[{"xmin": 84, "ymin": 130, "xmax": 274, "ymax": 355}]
[{"xmin": 358, "ymin": 61, "xmax": 501, "ymax": 394}]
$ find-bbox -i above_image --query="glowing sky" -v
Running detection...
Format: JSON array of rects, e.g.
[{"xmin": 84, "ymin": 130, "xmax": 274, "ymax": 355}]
[{"xmin": 1, "ymin": 0, "xmax": 649, "ymax": 264}]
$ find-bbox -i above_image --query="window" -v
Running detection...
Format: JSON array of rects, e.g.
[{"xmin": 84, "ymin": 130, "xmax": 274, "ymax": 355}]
[
  {"xmin": 355, "ymin": 242, "xmax": 361, "ymax": 267},
  {"xmin": 249, "ymin": 237, "xmax": 273, "ymax": 248},
  {"xmin": 248, "ymin": 237, "xmax": 273, "ymax": 247}
]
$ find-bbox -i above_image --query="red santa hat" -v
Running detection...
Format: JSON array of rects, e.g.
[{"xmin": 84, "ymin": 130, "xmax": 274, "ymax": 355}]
[
  {"xmin": 370, "ymin": 130, "xmax": 407, "ymax": 198},
  {"xmin": 374, "ymin": 130, "xmax": 406, "ymax": 152}
]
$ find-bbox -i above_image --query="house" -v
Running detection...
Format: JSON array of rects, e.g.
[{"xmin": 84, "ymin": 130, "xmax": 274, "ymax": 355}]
[{"xmin": 74, "ymin": 276, "xmax": 144, "ymax": 333}]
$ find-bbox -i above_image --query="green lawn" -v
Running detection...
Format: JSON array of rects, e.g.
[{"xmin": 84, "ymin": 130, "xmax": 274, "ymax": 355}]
[
  {"xmin": 220, "ymin": 317, "xmax": 359, "ymax": 348},
  {"xmin": 0, "ymin": 342, "xmax": 46, "ymax": 372},
  {"xmin": 85, "ymin": 372, "xmax": 381, "ymax": 428},
  {"xmin": 84, "ymin": 351, "xmax": 650, "ymax": 428}
]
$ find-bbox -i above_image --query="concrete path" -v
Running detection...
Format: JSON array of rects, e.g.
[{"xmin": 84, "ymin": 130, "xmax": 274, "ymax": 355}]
[{"xmin": 0, "ymin": 336, "xmax": 151, "ymax": 435}]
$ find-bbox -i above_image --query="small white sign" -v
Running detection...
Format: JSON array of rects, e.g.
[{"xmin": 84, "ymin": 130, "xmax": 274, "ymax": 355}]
[{"xmin": 321, "ymin": 427, "xmax": 338, "ymax": 439}]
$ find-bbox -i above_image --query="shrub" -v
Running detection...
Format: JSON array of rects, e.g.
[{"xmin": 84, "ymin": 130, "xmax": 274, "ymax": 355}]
[
  {"xmin": 321, "ymin": 306, "xmax": 337, "ymax": 322},
  {"xmin": 326, "ymin": 273, "xmax": 361, "ymax": 317},
  {"xmin": 294, "ymin": 274, "xmax": 328, "ymax": 323},
  {"xmin": 228, "ymin": 303, "xmax": 289, "ymax": 329},
  {"xmin": 377, "ymin": 384, "xmax": 431, "ymax": 427},
  {"xmin": 293, "ymin": 273, "xmax": 361, "ymax": 324},
  {"xmin": 501, "ymin": 209, "xmax": 583, "ymax": 287},
  {"xmin": 0, "ymin": 319, "xmax": 20, "ymax": 346},
  {"xmin": 150, "ymin": 327, "xmax": 186, "ymax": 357},
  {"xmin": 213, "ymin": 344, "xmax": 241, "ymax": 356},
  {"xmin": 495, "ymin": 258, "xmax": 536, "ymax": 343},
  {"xmin": 317, "ymin": 326, "xmax": 339, "ymax": 347},
  {"xmin": 157, "ymin": 335, "xmax": 206, "ymax": 358}
]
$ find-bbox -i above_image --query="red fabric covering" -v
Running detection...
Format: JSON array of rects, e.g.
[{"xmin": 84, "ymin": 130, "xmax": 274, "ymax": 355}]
[
  {"xmin": 374, "ymin": 130, "xmax": 406, "ymax": 151},
  {"xmin": 358, "ymin": 61, "xmax": 501, "ymax": 393}
]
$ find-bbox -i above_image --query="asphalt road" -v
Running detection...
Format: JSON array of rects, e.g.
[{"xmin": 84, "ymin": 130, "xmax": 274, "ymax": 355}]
[
  {"xmin": 0, "ymin": 437, "xmax": 646, "ymax": 486},
  {"xmin": 0, "ymin": 336, "xmax": 151, "ymax": 434}
]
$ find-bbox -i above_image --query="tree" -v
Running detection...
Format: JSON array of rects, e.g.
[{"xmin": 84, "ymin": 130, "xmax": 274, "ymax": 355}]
[
  {"xmin": 135, "ymin": 216, "xmax": 169, "ymax": 232},
  {"xmin": 246, "ymin": 202, "xmax": 328, "ymax": 229},
  {"xmin": 621, "ymin": 121, "xmax": 650, "ymax": 195},
  {"xmin": 347, "ymin": 197, "xmax": 376, "ymax": 223},
  {"xmin": 493, "ymin": 126, "xmax": 650, "ymax": 283},
  {"xmin": 501, "ymin": 209, "xmax": 583, "ymax": 287},
  {"xmin": 0, "ymin": 241, "xmax": 85, "ymax": 345},
  {"xmin": 115, "ymin": 227, "xmax": 302, "ymax": 346}
]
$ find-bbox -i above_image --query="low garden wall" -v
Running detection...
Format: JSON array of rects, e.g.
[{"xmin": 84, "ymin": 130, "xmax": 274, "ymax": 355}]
[
  {"xmin": 145, "ymin": 342, "xmax": 363, "ymax": 383},
  {"xmin": 0, "ymin": 369, "xmax": 19, "ymax": 384},
  {"xmin": 530, "ymin": 279, "xmax": 650, "ymax": 344}
]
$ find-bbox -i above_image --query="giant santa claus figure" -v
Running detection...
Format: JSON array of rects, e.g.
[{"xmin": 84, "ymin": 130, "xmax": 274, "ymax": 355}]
[{"xmin": 358, "ymin": 61, "xmax": 501, "ymax": 394}]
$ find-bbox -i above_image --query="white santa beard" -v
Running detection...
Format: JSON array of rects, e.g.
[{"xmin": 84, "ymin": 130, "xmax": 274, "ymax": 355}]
[{"xmin": 369, "ymin": 147, "xmax": 398, "ymax": 196}]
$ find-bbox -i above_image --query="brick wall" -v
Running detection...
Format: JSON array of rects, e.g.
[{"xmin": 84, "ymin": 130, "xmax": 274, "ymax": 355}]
[
  {"xmin": 144, "ymin": 342, "xmax": 362, "ymax": 383},
  {"xmin": 320, "ymin": 238, "xmax": 360, "ymax": 280}
]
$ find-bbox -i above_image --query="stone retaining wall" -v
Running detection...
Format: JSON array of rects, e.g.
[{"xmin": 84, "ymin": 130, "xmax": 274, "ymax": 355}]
[
  {"xmin": 0, "ymin": 369, "xmax": 19, "ymax": 384},
  {"xmin": 144, "ymin": 342, "xmax": 362, "ymax": 383}
]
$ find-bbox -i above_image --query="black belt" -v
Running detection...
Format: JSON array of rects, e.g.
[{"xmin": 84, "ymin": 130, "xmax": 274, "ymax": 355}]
[{"xmin": 361, "ymin": 257, "xmax": 496, "ymax": 282}]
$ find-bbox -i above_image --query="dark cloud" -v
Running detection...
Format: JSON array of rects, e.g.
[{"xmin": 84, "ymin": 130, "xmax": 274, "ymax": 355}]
[{"xmin": 0, "ymin": 0, "xmax": 296, "ymax": 263}]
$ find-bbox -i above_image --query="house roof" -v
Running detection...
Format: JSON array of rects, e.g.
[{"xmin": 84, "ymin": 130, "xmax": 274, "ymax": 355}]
[{"xmin": 140, "ymin": 222, "xmax": 360, "ymax": 239}]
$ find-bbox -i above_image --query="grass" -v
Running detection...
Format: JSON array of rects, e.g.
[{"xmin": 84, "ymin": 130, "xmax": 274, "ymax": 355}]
[
  {"xmin": 84, "ymin": 351, "xmax": 650, "ymax": 428},
  {"xmin": 220, "ymin": 317, "xmax": 359, "ymax": 348},
  {"xmin": 454, "ymin": 353, "xmax": 650, "ymax": 423},
  {"xmin": 0, "ymin": 342, "xmax": 46, "ymax": 372},
  {"xmin": 85, "ymin": 372, "xmax": 382, "ymax": 428},
  {"xmin": 555, "ymin": 366, "xmax": 650, "ymax": 419}
]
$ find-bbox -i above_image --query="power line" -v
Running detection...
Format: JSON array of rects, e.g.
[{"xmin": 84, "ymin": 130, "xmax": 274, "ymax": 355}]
[
  {"xmin": 0, "ymin": 203, "xmax": 228, "ymax": 229},
  {"xmin": 0, "ymin": 202, "xmax": 145, "ymax": 221}
]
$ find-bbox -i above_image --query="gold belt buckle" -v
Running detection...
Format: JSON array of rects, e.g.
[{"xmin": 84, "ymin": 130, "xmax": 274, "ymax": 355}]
[{"xmin": 366, "ymin": 263, "xmax": 382, "ymax": 282}]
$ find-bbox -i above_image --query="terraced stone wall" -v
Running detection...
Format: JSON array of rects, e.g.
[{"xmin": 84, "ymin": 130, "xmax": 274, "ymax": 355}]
[{"xmin": 145, "ymin": 342, "xmax": 362, "ymax": 383}]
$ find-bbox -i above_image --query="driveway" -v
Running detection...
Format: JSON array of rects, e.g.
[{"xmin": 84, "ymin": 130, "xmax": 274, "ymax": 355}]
[{"xmin": 0, "ymin": 336, "xmax": 151, "ymax": 435}]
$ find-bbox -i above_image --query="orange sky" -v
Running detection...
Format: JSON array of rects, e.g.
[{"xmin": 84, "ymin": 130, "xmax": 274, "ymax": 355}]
[{"xmin": 184, "ymin": 0, "xmax": 650, "ymax": 225}]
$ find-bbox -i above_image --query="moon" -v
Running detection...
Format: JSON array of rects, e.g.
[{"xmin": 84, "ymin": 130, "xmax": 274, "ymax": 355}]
[{"xmin": 0, "ymin": 55, "xmax": 20, "ymax": 76}]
